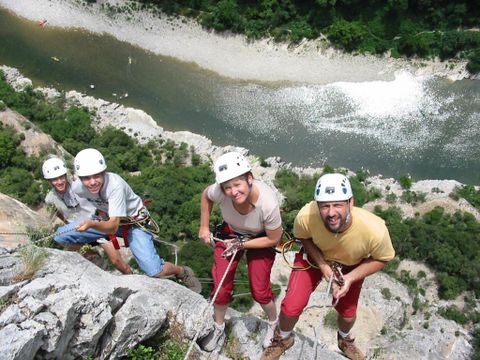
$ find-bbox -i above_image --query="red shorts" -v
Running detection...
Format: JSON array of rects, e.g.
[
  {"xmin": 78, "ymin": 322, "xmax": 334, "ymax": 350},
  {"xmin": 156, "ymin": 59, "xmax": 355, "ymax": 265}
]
[
  {"xmin": 210, "ymin": 240, "xmax": 276, "ymax": 305},
  {"xmin": 280, "ymin": 252, "xmax": 363, "ymax": 318}
]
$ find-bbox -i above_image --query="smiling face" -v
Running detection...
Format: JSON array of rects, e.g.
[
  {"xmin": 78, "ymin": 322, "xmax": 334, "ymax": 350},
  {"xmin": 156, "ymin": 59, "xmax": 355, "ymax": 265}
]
[
  {"xmin": 80, "ymin": 172, "xmax": 105, "ymax": 194},
  {"xmin": 49, "ymin": 174, "xmax": 68, "ymax": 194},
  {"xmin": 220, "ymin": 174, "xmax": 252, "ymax": 205},
  {"xmin": 317, "ymin": 199, "xmax": 353, "ymax": 233}
]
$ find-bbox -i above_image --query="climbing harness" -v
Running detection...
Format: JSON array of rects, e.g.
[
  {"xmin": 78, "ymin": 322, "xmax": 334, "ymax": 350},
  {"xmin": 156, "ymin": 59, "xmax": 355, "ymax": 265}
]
[
  {"xmin": 183, "ymin": 246, "xmax": 240, "ymax": 360},
  {"xmin": 95, "ymin": 199, "xmax": 161, "ymax": 251}
]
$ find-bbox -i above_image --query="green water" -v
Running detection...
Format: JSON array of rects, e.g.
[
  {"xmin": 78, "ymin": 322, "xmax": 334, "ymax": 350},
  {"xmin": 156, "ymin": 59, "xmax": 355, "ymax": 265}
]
[{"xmin": 1, "ymin": 7, "xmax": 479, "ymax": 184}]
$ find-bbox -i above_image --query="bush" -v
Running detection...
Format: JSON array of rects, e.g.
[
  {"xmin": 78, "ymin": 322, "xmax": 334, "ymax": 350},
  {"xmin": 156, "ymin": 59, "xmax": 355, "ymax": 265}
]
[
  {"xmin": 438, "ymin": 305, "xmax": 469, "ymax": 324},
  {"xmin": 455, "ymin": 185, "xmax": 480, "ymax": 209},
  {"xmin": 375, "ymin": 206, "xmax": 480, "ymax": 300},
  {"xmin": 327, "ymin": 20, "xmax": 367, "ymax": 52},
  {"xmin": 467, "ymin": 49, "xmax": 480, "ymax": 74},
  {"xmin": 399, "ymin": 174, "xmax": 412, "ymax": 190}
]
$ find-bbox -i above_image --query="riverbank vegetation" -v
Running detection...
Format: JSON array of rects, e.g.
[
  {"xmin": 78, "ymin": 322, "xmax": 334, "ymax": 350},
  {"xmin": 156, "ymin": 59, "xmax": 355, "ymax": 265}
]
[{"xmin": 130, "ymin": 0, "xmax": 480, "ymax": 73}]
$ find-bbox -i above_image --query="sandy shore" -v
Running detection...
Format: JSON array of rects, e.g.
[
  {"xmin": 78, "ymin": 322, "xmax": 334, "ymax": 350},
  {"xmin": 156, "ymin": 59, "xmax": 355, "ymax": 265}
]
[{"xmin": 0, "ymin": 0, "xmax": 470, "ymax": 84}]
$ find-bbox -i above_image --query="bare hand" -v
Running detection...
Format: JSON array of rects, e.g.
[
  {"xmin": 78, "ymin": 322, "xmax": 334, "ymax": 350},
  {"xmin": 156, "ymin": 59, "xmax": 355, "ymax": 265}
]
[
  {"xmin": 198, "ymin": 227, "xmax": 212, "ymax": 245},
  {"xmin": 222, "ymin": 238, "xmax": 243, "ymax": 258},
  {"xmin": 332, "ymin": 275, "xmax": 352, "ymax": 299},
  {"xmin": 75, "ymin": 220, "xmax": 91, "ymax": 232}
]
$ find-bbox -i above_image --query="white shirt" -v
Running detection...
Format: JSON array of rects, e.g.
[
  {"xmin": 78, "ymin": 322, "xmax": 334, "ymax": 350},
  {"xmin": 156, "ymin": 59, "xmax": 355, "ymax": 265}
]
[
  {"xmin": 72, "ymin": 172, "xmax": 143, "ymax": 217},
  {"xmin": 45, "ymin": 182, "xmax": 95, "ymax": 223},
  {"xmin": 207, "ymin": 179, "xmax": 282, "ymax": 236}
]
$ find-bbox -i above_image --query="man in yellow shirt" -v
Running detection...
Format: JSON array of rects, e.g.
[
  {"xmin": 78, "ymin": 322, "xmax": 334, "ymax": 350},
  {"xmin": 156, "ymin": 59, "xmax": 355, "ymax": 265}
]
[{"xmin": 261, "ymin": 173, "xmax": 395, "ymax": 360}]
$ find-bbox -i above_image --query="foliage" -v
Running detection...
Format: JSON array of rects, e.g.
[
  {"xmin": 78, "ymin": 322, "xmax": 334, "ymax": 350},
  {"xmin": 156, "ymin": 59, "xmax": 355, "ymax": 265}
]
[
  {"xmin": 455, "ymin": 185, "xmax": 480, "ymax": 209},
  {"xmin": 134, "ymin": 0, "xmax": 480, "ymax": 72},
  {"xmin": 400, "ymin": 190, "xmax": 426, "ymax": 205},
  {"xmin": 438, "ymin": 305, "xmax": 469, "ymax": 325},
  {"xmin": 399, "ymin": 174, "xmax": 412, "ymax": 190},
  {"xmin": 0, "ymin": 122, "xmax": 43, "ymax": 205},
  {"xmin": 375, "ymin": 205, "xmax": 480, "ymax": 300},
  {"xmin": 328, "ymin": 20, "xmax": 368, "ymax": 52},
  {"xmin": 127, "ymin": 344, "xmax": 160, "ymax": 360}
]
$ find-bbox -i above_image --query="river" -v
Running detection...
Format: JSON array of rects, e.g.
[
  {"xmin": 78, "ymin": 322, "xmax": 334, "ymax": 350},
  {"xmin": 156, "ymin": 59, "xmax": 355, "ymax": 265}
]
[{"xmin": 1, "ymin": 7, "xmax": 479, "ymax": 184}]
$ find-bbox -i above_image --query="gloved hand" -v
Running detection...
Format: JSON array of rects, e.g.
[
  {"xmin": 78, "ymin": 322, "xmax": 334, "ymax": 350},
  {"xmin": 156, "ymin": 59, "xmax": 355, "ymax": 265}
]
[{"xmin": 221, "ymin": 237, "xmax": 245, "ymax": 258}]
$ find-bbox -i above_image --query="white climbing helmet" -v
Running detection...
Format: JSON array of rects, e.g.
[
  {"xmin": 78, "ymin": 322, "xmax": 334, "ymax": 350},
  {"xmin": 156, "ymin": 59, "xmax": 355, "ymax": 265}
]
[
  {"xmin": 314, "ymin": 173, "xmax": 353, "ymax": 202},
  {"xmin": 214, "ymin": 151, "xmax": 252, "ymax": 184},
  {"xmin": 42, "ymin": 157, "xmax": 67, "ymax": 179},
  {"xmin": 74, "ymin": 148, "xmax": 107, "ymax": 177}
]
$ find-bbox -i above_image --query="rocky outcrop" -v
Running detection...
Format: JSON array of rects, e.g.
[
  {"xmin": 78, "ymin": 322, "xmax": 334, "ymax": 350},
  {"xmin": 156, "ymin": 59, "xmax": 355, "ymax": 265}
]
[
  {"xmin": 0, "ymin": 246, "xmax": 473, "ymax": 360},
  {"xmin": 0, "ymin": 247, "xmax": 347, "ymax": 359},
  {"xmin": 0, "ymin": 107, "xmax": 70, "ymax": 158},
  {"xmin": 0, "ymin": 194, "xmax": 54, "ymax": 250}
]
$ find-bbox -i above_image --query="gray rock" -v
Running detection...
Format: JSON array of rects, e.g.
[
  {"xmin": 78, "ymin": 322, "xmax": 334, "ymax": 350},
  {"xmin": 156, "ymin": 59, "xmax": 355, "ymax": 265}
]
[
  {"xmin": 0, "ymin": 247, "xmax": 211, "ymax": 359},
  {"xmin": 0, "ymin": 304, "xmax": 27, "ymax": 326},
  {"xmin": 0, "ymin": 321, "xmax": 45, "ymax": 360}
]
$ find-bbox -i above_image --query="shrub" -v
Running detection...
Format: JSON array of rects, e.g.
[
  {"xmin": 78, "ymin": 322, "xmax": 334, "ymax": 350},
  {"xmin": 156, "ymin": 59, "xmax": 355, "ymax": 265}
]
[
  {"xmin": 455, "ymin": 185, "xmax": 480, "ymax": 209},
  {"xmin": 438, "ymin": 305, "xmax": 469, "ymax": 325},
  {"xmin": 386, "ymin": 192, "xmax": 397, "ymax": 204},
  {"xmin": 381, "ymin": 287, "xmax": 392, "ymax": 300},
  {"xmin": 399, "ymin": 174, "xmax": 412, "ymax": 190}
]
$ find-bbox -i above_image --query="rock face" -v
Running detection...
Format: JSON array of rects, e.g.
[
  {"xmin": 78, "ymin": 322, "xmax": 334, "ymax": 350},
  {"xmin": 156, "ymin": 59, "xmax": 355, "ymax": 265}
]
[
  {"xmin": 0, "ymin": 193, "xmax": 53, "ymax": 249},
  {"xmin": 0, "ymin": 246, "xmax": 474, "ymax": 360},
  {"xmin": 0, "ymin": 247, "xmax": 207, "ymax": 360},
  {"xmin": 0, "ymin": 108, "xmax": 66, "ymax": 157},
  {"xmin": 0, "ymin": 247, "xmax": 348, "ymax": 360}
]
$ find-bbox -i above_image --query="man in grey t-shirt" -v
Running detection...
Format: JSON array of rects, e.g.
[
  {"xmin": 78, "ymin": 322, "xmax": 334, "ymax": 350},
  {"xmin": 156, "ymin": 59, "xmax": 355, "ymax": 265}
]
[
  {"xmin": 43, "ymin": 157, "xmax": 131, "ymax": 274},
  {"xmin": 57, "ymin": 148, "xmax": 201, "ymax": 293}
]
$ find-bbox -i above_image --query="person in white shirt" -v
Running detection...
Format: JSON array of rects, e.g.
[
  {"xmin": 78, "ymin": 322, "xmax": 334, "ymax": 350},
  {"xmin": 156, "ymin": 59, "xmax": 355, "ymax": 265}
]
[
  {"xmin": 198, "ymin": 152, "xmax": 283, "ymax": 351},
  {"xmin": 54, "ymin": 148, "xmax": 201, "ymax": 293},
  {"xmin": 43, "ymin": 156, "xmax": 131, "ymax": 274}
]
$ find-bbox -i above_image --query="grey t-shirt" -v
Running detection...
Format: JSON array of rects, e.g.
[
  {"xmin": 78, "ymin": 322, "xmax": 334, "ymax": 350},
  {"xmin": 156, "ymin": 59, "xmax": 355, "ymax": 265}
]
[
  {"xmin": 207, "ymin": 179, "xmax": 282, "ymax": 236},
  {"xmin": 72, "ymin": 172, "xmax": 143, "ymax": 218},
  {"xmin": 45, "ymin": 182, "xmax": 95, "ymax": 223}
]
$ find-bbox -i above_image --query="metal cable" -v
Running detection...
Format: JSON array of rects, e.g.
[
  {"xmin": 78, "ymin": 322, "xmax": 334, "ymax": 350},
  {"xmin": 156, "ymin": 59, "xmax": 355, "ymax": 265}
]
[{"xmin": 183, "ymin": 247, "xmax": 239, "ymax": 360}]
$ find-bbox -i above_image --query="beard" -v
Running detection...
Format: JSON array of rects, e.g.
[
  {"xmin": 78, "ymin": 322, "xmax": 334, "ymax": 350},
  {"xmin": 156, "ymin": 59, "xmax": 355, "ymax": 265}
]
[{"xmin": 322, "ymin": 211, "xmax": 351, "ymax": 233}]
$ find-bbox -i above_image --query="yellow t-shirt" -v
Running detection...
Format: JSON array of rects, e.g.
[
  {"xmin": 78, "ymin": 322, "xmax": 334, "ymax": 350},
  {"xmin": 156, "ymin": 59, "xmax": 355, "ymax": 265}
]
[{"xmin": 293, "ymin": 202, "xmax": 395, "ymax": 266}]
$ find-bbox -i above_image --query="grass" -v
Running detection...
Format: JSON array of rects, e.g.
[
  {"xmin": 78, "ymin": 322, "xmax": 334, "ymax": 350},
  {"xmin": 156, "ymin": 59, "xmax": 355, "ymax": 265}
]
[
  {"xmin": 14, "ymin": 244, "xmax": 48, "ymax": 281},
  {"xmin": 323, "ymin": 309, "xmax": 337, "ymax": 329}
]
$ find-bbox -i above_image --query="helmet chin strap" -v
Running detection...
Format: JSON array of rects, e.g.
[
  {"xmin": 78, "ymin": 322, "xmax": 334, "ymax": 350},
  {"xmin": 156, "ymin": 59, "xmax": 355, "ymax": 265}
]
[
  {"xmin": 247, "ymin": 180, "xmax": 256, "ymax": 207},
  {"xmin": 334, "ymin": 200, "xmax": 351, "ymax": 238},
  {"xmin": 345, "ymin": 206, "xmax": 351, "ymax": 225}
]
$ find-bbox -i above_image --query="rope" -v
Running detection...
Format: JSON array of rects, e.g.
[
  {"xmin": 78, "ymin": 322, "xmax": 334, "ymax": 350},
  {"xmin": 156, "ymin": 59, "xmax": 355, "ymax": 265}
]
[
  {"xmin": 305, "ymin": 262, "xmax": 345, "ymax": 355},
  {"xmin": 183, "ymin": 247, "xmax": 239, "ymax": 360},
  {"xmin": 152, "ymin": 237, "xmax": 178, "ymax": 266},
  {"xmin": 280, "ymin": 239, "xmax": 321, "ymax": 270},
  {"xmin": 0, "ymin": 231, "xmax": 30, "ymax": 236}
]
